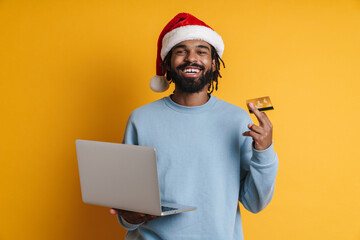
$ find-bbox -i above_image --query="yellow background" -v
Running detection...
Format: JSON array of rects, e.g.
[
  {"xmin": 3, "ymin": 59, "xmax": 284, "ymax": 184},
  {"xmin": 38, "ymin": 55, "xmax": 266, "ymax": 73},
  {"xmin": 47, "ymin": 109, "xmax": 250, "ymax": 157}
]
[{"xmin": 1, "ymin": 0, "xmax": 359, "ymax": 239}]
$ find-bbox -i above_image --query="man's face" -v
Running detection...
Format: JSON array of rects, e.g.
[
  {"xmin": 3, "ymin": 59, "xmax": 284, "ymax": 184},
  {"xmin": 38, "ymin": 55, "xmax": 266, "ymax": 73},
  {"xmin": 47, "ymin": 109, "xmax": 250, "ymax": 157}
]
[{"xmin": 168, "ymin": 40, "xmax": 215, "ymax": 93}]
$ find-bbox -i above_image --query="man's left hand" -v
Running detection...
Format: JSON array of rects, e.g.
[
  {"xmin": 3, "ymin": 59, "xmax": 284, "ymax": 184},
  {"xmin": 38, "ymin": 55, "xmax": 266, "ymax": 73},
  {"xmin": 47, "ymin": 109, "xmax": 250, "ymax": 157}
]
[{"xmin": 242, "ymin": 102, "xmax": 273, "ymax": 150}]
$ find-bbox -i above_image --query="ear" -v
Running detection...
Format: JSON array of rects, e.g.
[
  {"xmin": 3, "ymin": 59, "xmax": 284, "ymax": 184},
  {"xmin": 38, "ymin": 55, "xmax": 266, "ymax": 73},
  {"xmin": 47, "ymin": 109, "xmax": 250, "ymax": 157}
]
[{"xmin": 212, "ymin": 59, "xmax": 216, "ymax": 72}]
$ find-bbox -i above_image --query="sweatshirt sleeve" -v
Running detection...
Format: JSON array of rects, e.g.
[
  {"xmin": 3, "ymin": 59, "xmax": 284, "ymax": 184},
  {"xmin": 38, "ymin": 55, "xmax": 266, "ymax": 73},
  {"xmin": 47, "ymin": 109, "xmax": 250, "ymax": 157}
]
[
  {"xmin": 122, "ymin": 112, "xmax": 139, "ymax": 145},
  {"xmin": 239, "ymin": 115, "xmax": 279, "ymax": 213},
  {"xmin": 116, "ymin": 112, "xmax": 144, "ymax": 230}
]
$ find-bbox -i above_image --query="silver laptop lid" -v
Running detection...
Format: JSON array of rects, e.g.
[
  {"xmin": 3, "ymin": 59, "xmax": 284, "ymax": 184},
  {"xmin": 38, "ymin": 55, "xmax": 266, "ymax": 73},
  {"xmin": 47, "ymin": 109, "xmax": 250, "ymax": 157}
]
[{"xmin": 76, "ymin": 140, "xmax": 162, "ymax": 215}]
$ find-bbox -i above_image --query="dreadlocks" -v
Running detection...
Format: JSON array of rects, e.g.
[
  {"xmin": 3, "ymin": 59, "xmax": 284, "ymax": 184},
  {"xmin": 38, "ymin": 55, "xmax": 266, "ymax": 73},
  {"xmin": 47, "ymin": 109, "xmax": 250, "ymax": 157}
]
[{"xmin": 161, "ymin": 45, "xmax": 225, "ymax": 94}]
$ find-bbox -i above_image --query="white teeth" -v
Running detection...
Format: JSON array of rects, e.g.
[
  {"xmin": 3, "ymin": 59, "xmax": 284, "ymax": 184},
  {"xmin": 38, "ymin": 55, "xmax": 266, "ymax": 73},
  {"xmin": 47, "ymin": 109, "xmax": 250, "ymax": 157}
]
[{"xmin": 184, "ymin": 68, "xmax": 200, "ymax": 73}]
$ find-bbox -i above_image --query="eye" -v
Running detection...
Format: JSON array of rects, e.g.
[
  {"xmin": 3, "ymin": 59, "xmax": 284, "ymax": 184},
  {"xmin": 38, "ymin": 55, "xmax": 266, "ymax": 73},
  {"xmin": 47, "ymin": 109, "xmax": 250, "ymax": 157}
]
[{"xmin": 175, "ymin": 50, "xmax": 186, "ymax": 55}]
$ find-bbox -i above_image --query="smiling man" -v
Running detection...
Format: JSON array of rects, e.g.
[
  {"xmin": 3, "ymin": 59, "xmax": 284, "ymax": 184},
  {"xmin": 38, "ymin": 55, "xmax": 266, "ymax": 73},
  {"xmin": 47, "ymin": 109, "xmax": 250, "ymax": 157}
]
[{"xmin": 110, "ymin": 13, "xmax": 279, "ymax": 240}]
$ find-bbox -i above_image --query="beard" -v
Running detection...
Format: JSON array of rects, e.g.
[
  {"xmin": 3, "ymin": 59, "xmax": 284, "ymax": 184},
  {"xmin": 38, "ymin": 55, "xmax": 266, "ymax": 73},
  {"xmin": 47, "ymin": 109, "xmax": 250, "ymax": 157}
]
[{"xmin": 167, "ymin": 63, "xmax": 214, "ymax": 93}]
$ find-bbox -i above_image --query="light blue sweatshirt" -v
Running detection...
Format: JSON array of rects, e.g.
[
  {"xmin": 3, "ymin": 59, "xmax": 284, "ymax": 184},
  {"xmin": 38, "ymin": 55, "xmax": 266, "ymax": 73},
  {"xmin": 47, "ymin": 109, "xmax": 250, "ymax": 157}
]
[{"xmin": 118, "ymin": 95, "xmax": 278, "ymax": 240}]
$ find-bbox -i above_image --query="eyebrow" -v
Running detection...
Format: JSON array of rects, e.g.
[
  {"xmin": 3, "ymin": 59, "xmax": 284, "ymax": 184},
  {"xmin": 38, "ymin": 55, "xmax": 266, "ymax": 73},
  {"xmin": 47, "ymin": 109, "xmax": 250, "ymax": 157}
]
[
  {"xmin": 197, "ymin": 45, "xmax": 210, "ymax": 50},
  {"xmin": 173, "ymin": 44, "xmax": 210, "ymax": 51}
]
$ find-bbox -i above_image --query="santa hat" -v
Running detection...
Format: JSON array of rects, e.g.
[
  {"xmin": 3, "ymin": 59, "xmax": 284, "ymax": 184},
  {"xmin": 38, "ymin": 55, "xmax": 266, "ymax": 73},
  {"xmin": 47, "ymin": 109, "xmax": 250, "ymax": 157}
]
[{"xmin": 149, "ymin": 13, "xmax": 225, "ymax": 92}]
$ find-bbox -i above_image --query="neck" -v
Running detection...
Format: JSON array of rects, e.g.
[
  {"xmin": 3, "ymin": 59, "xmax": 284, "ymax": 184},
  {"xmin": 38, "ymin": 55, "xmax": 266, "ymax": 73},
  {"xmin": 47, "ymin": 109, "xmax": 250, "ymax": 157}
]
[{"xmin": 171, "ymin": 85, "xmax": 210, "ymax": 106}]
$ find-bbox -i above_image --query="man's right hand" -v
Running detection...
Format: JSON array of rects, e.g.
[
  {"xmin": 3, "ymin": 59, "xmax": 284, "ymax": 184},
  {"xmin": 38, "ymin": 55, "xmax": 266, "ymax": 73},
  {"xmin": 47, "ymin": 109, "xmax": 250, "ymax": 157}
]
[{"xmin": 109, "ymin": 208, "xmax": 158, "ymax": 224}]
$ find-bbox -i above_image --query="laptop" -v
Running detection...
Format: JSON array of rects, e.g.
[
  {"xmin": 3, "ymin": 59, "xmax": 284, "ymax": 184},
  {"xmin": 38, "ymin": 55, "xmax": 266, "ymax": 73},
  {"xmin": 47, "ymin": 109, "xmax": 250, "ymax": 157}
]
[{"xmin": 75, "ymin": 139, "xmax": 196, "ymax": 216}]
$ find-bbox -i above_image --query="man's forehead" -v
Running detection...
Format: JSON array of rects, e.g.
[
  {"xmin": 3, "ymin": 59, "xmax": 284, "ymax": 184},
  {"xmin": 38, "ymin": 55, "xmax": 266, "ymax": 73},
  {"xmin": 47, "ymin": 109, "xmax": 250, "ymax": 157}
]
[{"xmin": 174, "ymin": 40, "xmax": 211, "ymax": 48}]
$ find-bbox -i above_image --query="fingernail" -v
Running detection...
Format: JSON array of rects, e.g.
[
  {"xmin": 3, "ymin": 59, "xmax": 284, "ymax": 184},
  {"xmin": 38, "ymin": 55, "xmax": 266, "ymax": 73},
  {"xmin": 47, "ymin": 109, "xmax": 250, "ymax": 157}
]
[{"xmin": 249, "ymin": 103, "xmax": 254, "ymax": 108}]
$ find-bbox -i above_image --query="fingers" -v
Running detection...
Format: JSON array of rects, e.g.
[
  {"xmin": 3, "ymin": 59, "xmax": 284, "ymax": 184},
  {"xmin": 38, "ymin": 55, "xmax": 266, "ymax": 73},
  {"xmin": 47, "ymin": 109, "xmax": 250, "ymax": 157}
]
[
  {"xmin": 262, "ymin": 112, "xmax": 273, "ymax": 128},
  {"xmin": 109, "ymin": 208, "xmax": 158, "ymax": 224},
  {"xmin": 247, "ymin": 123, "xmax": 265, "ymax": 135},
  {"xmin": 122, "ymin": 213, "xmax": 157, "ymax": 224},
  {"xmin": 109, "ymin": 208, "xmax": 118, "ymax": 215},
  {"xmin": 248, "ymin": 103, "xmax": 271, "ymax": 128},
  {"xmin": 242, "ymin": 130, "xmax": 260, "ymax": 139},
  {"xmin": 243, "ymin": 105, "xmax": 273, "ymax": 150}
]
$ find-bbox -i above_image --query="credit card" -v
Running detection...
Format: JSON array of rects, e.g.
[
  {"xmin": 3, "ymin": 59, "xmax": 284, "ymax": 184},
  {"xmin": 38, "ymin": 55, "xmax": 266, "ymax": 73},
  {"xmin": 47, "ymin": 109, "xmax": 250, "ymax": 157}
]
[{"xmin": 246, "ymin": 96, "xmax": 274, "ymax": 113}]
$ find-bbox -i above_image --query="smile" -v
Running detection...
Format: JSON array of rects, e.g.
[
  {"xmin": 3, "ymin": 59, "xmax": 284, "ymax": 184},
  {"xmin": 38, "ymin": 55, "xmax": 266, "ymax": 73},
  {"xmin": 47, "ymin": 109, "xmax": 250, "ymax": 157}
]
[
  {"xmin": 183, "ymin": 68, "xmax": 200, "ymax": 73},
  {"xmin": 180, "ymin": 66, "xmax": 203, "ymax": 78}
]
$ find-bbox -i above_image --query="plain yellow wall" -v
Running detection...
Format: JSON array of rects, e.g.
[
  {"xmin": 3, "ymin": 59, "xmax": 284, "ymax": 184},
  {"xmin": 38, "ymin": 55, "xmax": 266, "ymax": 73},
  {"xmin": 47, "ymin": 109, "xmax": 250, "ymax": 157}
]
[{"xmin": 1, "ymin": 0, "xmax": 359, "ymax": 239}]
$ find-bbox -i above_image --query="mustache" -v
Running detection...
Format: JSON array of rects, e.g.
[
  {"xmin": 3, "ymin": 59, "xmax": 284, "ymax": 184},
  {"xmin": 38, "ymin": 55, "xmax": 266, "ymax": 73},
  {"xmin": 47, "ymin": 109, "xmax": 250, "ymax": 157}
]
[{"xmin": 176, "ymin": 63, "xmax": 205, "ymax": 71}]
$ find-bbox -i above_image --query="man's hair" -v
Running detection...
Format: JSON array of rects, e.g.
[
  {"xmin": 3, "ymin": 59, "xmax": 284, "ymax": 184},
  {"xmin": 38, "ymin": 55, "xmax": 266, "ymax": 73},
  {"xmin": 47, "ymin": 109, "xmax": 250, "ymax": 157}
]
[{"xmin": 161, "ymin": 45, "xmax": 225, "ymax": 94}]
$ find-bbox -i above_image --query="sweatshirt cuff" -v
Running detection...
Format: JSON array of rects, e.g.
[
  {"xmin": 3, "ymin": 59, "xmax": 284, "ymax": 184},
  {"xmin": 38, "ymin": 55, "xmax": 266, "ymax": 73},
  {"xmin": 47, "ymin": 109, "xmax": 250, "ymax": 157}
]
[
  {"xmin": 251, "ymin": 142, "xmax": 277, "ymax": 165},
  {"xmin": 117, "ymin": 215, "xmax": 143, "ymax": 230}
]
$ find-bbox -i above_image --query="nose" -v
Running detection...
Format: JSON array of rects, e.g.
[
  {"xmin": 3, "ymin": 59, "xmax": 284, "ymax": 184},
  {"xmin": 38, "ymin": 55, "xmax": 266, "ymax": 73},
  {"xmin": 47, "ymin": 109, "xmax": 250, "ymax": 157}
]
[{"xmin": 185, "ymin": 50, "xmax": 198, "ymax": 63}]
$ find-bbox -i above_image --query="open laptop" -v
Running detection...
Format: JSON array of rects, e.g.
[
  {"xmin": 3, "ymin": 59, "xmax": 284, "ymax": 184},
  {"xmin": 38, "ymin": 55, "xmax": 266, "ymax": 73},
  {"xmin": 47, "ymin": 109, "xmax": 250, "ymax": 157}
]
[{"xmin": 75, "ymin": 139, "xmax": 196, "ymax": 216}]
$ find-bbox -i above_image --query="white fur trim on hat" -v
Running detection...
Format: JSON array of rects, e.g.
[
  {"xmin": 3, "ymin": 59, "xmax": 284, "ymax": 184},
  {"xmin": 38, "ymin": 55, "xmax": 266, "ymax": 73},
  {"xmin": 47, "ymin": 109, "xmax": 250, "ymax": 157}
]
[
  {"xmin": 149, "ymin": 75, "xmax": 169, "ymax": 92},
  {"xmin": 161, "ymin": 25, "xmax": 224, "ymax": 60}
]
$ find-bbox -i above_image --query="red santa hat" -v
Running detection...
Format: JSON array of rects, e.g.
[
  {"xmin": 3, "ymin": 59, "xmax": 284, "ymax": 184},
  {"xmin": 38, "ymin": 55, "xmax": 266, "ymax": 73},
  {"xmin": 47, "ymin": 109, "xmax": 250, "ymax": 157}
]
[{"xmin": 149, "ymin": 12, "xmax": 225, "ymax": 92}]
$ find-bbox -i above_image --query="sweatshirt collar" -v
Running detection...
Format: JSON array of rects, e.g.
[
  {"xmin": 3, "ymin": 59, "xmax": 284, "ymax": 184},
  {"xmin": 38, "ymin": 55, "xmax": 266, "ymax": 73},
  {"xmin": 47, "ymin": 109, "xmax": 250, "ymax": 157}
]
[{"xmin": 164, "ymin": 94, "xmax": 217, "ymax": 113}]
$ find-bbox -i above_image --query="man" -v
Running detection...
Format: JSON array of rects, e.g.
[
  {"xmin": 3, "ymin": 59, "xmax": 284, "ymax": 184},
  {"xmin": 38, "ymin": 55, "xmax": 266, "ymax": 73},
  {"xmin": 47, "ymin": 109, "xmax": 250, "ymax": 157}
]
[{"xmin": 110, "ymin": 13, "xmax": 278, "ymax": 239}]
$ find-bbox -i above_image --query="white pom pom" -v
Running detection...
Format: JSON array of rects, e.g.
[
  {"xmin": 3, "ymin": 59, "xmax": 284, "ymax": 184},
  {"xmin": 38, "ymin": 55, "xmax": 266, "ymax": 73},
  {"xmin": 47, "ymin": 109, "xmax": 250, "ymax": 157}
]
[{"xmin": 149, "ymin": 75, "xmax": 169, "ymax": 92}]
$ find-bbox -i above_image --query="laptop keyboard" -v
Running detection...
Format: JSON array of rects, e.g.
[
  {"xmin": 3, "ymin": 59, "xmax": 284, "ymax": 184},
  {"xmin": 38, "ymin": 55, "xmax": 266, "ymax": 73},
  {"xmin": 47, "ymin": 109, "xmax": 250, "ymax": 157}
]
[{"xmin": 161, "ymin": 206, "xmax": 178, "ymax": 212}]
